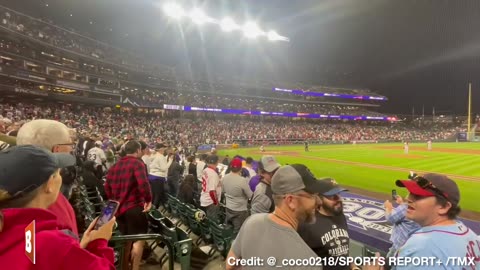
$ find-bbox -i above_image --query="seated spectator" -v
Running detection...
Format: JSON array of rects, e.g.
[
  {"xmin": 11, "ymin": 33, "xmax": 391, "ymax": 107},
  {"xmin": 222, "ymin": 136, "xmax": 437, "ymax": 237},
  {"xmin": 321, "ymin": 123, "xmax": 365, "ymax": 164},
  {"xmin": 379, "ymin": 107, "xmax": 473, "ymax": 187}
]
[
  {"xmin": 178, "ymin": 174, "xmax": 197, "ymax": 206},
  {"xmin": 0, "ymin": 145, "xmax": 116, "ymax": 269}
]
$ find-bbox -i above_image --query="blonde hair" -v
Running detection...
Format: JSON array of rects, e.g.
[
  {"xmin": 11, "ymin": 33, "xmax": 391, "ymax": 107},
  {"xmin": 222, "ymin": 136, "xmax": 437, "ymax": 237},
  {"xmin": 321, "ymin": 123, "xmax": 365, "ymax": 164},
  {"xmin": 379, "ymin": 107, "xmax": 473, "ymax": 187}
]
[
  {"xmin": 16, "ymin": 119, "xmax": 71, "ymax": 150},
  {"xmin": 0, "ymin": 189, "xmax": 11, "ymax": 202}
]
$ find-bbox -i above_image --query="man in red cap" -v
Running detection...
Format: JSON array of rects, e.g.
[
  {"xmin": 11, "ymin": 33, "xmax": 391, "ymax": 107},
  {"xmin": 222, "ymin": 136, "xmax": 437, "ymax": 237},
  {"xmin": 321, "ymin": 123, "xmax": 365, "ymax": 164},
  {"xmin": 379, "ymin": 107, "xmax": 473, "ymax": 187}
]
[
  {"xmin": 222, "ymin": 158, "xmax": 253, "ymax": 234},
  {"xmin": 392, "ymin": 173, "xmax": 479, "ymax": 270}
]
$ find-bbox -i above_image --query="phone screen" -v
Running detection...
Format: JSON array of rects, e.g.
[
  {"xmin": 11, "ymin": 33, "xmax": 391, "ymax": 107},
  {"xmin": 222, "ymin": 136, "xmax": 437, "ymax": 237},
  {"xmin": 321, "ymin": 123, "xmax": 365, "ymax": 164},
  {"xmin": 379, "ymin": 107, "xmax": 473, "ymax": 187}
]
[
  {"xmin": 392, "ymin": 189, "xmax": 398, "ymax": 200},
  {"xmin": 94, "ymin": 200, "xmax": 119, "ymax": 230}
]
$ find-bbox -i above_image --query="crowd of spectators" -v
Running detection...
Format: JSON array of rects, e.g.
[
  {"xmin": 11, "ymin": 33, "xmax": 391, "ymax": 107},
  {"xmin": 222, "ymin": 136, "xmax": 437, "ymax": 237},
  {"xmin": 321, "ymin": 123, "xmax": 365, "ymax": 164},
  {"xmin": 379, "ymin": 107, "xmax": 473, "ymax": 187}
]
[
  {"xmin": 0, "ymin": 102, "xmax": 462, "ymax": 148},
  {"xmin": 0, "ymin": 5, "xmax": 384, "ymax": 100}
]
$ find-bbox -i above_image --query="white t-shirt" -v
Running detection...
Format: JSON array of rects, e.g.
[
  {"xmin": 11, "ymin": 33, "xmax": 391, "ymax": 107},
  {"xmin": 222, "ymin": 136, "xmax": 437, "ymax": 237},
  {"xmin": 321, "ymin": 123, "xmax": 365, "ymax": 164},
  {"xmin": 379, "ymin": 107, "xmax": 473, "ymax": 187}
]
[
  {"xmin": 196, "ymin": 160, "xmax": 206, "ymax": 182},
  {"xmin": 200, "ymin": 167, "xmax": 222, "ymax": 207},
  {"xmin": 87, "ymin": 147, "xmax": 106, "ymax": 167},
  {"xmin": 246, "ymin": 167, "xmax": 257, "ymax": 180}
]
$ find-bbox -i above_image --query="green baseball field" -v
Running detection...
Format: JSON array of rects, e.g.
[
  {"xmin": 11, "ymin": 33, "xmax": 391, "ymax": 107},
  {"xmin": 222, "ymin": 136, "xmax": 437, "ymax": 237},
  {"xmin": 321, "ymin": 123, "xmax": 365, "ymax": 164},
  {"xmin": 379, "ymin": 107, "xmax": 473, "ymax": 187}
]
[{"xmin": 218, "ymin": 142, "xmax": 480, "ymax": 215}]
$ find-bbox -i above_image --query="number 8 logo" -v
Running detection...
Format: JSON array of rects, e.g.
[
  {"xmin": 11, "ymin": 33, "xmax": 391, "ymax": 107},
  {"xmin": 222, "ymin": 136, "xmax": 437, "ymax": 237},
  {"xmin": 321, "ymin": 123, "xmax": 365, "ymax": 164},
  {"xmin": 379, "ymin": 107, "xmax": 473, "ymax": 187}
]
[
  {"xmin": 25, "ymin": 230, "xmax": 32, "ymax": 253},
  {"xmin": 25, "ymin": 220, "xmax": 35, "ymax": 264}
]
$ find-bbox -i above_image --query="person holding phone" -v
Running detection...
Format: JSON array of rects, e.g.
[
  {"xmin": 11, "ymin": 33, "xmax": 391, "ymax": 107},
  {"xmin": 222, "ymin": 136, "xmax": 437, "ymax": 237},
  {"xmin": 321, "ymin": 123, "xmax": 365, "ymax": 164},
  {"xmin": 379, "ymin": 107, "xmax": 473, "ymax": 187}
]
[
  {"xmin": 0, "ymin": 145, "xmax": 116, "ymax": 270},
  {"xmin": 384, "ymin": 185, "xmax": 421, "ymax": 262}
]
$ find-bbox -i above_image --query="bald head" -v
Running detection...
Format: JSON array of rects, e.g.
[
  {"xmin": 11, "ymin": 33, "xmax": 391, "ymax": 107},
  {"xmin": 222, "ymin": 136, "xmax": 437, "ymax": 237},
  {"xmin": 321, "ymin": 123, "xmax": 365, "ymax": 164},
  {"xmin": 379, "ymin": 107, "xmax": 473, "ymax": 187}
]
[{"xmin": 17, "ymin": 119, "xmax": 71, "ymax": 151}]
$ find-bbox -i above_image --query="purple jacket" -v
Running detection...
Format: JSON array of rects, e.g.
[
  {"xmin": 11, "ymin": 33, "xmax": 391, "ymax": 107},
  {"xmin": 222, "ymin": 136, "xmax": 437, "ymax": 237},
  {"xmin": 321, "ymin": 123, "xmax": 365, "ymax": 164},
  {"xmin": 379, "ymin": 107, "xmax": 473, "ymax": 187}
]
[{"xmin": 249, "ymin": 175, "xmax": 262, "ymax": 192}]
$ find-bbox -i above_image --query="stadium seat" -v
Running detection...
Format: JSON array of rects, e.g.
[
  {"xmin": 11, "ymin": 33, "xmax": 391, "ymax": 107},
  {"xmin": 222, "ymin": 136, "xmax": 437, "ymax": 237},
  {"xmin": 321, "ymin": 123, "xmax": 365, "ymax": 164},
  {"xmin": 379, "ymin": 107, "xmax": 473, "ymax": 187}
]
[
  {"xmin": 157, "ymin": 217, "xmax": 193, "ymax": 269},
  {"xmin": 109, "ymin": 234, "xmax": 175, "ymax": 270},
  {"xmin": 147, "ymin": 209, "xmax": 193, "ymax": 269},
  {"xmin": 207, "ymin": 218, "xmax": 234, "ymax": 258},
  {"xmin": 184, "ymin": 204, "xmax": 202, "ymax": 238}
]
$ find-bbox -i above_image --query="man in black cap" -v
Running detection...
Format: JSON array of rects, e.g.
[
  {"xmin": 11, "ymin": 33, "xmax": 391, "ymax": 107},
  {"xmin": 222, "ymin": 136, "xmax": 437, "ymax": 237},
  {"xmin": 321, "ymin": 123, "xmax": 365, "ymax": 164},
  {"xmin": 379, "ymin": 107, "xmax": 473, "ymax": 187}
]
[{"xmin": 298, "ymin": 178, "xmax": 350, "ymax": 270}]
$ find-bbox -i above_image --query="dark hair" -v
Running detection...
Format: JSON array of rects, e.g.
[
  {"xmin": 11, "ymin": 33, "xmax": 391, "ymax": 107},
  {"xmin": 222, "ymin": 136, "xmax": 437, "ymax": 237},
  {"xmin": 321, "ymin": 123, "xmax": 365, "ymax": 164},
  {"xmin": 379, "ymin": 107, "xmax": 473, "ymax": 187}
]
[
  {"xmin": 180, "ymin": 175, "xmax": 196, "ymax": 189},
  {"xmin": 246, "ymin": 157, "xmax": 253, "ymax": 164},
  {"xmin": 187, "ymin": 156, "xmax": 194, "ymax": 163},
  {"xmin": 230, "ymin": 167, "xmax": 242, "ymax": 173},
  {"xmin": 83, "ymin": 160, "xmax": 96, "ymax": 172},
  {"xmin": 0, "ymin": 187, "xmax": 42, "ymax": 210},
  {"xmin": 199, "ymin": 154, "xmax": 208, "ymax": 161},
  {"xmin": 436, "ymin": 196, "xmax": 461, "ymax": 219},
  {"xmin": 206, "ymin": 155, "xmax": 219, "ymax": 164},
  {"xmin": 139, "ymin": 141, "xmax": 148, "ymax": 151},
  {"xmin": 182, "ymin": 174, "xmax": 195, "ymax": 186},
  {"xmin": 124, "ymin": 140, "xmax": 141, "ymax": 154}
]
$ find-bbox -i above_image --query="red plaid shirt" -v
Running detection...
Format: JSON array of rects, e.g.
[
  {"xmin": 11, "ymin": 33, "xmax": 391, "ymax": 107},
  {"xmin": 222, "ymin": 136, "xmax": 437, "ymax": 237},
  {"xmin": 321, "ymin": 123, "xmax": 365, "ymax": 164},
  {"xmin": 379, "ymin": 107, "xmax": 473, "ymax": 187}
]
[{"xmin": 105, "ymin": 156, "xmax": 152, "ymax": 216}]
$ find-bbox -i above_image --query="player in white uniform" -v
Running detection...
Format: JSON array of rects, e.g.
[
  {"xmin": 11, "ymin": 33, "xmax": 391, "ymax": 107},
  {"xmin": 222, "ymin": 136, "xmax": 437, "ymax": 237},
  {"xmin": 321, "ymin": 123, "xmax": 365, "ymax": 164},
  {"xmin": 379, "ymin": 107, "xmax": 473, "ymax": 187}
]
[
  {"xmin": 260, "ymin": 144, "xmax": 265, "ymax": 152},
  {"xmin": 87, "ymin": 141, "xmax": 106, "ymax": 178},
  {"xmin": 404, "ymin": 142, "xmax": 409, "ymax": 154},
  {"xmin": 427, "ymin": 140, "xmax": 432, "ymax": 151},
  {"xmin": 200, "ymin": 155, "xmax": 222, "ymax": 221}
]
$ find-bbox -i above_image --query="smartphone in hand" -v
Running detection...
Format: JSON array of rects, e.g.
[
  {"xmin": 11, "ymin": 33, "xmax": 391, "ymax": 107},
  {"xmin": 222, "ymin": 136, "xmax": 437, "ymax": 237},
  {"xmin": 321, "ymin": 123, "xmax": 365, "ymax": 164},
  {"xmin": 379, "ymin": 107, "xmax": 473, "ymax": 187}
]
[
  {"xmin": 392, "ymin": 189, "xmax": 398, "ymax": 201},
  {"xmin": 94, "ymin": 200, "xmax": 119, "ymax": 230}
]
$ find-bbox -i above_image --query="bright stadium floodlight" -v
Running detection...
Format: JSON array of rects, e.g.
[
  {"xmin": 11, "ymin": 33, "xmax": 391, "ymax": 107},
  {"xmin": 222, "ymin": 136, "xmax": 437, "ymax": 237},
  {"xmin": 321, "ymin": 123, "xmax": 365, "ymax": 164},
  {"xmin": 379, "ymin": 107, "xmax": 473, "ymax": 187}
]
[
  {"xmin": 220, "ymin": 17, "xmax": 239, "ymax": 32},
  {"xmin": 190, "ymin": 8, "xmax": 212, "ymax": 25},
  {"xmin": 267, "ymin": 30, "xmax": 290, "ymax": 42},
  {"xmin": 163, "ymin": 3, "xmax": 185, "ymax": 19},
  {"xmin": 243, "ymin": 21, "xmax": 264, "ymax": 39}
]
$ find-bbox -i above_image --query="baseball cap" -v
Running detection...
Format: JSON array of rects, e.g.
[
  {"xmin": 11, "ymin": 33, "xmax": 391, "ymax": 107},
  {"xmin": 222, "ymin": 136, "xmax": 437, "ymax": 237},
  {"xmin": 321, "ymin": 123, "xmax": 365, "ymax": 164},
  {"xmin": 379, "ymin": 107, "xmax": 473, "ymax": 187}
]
[
  {"xmin": 230, "ymin": 158, "xmax": 242, "ymax": 169},
  {"xmin": 271, "ymin": 164, "xmax": 323, "ymax": 195},
  {"xmin": 396, "ymin": 173, "xmax": 460, "ymax": 206},
  {"xmin": 205, "ymin": 154, "xmax": 219, "ymax": 164},
  {"xmin": 261, "ymin": 155, "xmax": 281, "ymax": 173},
  {"xmin": 316, "ymin": 178, "xmax": 348, "ymax": 196},
  {"xmin": 0, "ymin": 145, "xmax": 76, "ymax": 198}
]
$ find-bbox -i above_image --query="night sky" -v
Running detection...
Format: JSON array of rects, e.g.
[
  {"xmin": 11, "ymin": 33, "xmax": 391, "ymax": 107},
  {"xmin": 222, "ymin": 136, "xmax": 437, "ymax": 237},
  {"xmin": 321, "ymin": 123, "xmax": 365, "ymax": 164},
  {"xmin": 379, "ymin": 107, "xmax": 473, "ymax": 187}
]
[{"xmin": 3, "ymin": 0, "xmax": 480, "ymax": 115}]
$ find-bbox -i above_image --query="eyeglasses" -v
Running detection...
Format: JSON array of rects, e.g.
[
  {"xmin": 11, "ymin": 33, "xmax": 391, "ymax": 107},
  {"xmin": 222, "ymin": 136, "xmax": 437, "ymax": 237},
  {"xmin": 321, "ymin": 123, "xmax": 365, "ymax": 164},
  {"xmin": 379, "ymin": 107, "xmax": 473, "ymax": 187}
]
[{"xmin": 415, "ymin": 176, "xmax": 449, "ymax": 201}]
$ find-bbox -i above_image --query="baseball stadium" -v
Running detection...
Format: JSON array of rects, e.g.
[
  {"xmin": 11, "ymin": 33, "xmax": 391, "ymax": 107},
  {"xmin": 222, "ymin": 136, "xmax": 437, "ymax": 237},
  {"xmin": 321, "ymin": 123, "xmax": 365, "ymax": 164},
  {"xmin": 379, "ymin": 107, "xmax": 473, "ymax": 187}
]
[{"xmin": 0, "ymin": 1, "xmax": 480, "ymax": 270}]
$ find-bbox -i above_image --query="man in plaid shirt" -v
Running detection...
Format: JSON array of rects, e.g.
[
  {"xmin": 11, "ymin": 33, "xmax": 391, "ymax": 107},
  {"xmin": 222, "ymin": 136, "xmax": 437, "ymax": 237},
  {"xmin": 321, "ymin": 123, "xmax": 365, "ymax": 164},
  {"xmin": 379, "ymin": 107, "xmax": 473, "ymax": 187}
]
[
  {"xmin": 105, "ymin": 140, "xmax": 152, "ymax": 270},
  {"xmin": 384, "ymin": 196, "xmax": 420, "ymax": 259}
]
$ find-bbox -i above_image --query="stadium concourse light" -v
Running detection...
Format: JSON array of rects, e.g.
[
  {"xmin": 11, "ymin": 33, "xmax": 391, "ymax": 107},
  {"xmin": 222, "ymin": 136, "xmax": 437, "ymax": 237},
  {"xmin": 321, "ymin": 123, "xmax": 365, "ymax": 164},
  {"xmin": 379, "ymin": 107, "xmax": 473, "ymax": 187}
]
[{"xmin": 161, "ymin": 2, "xmax": 289, "ymax": 42}]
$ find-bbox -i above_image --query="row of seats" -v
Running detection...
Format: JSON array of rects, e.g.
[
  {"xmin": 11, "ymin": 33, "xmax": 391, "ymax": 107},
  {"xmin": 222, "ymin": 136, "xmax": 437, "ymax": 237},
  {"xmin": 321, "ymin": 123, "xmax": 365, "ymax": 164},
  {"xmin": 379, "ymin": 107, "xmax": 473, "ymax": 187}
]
[
  {"xmin": 164, "ymin": 194, "xmax": 235, "ymax": 259},
  {"xmin": 77, "ymin": 180, "xmax": 385, "ymax": 269}
]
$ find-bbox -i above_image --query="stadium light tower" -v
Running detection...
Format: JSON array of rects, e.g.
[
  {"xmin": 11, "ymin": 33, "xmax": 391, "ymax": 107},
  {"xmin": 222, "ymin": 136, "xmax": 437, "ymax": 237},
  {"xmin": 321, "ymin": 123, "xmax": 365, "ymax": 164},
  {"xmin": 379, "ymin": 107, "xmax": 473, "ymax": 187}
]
[
  {"xmin": 243, "ymin": 21, "xmax": 264, "ymax": 39},
  {"xmin": 163, "ymin": 3, "xmax": 185, "ymax": 19}
]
